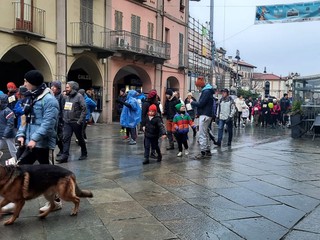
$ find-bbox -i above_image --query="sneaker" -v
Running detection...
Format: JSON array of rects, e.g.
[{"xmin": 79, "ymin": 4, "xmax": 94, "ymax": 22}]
[
  {"xmin": 194, "ymin": 152, "xmax": 206, "ymax": 160},
  {"xmin": 56, "ymin": 157, "xmax": 68, "ymax": 163},
  {"xmin": 166, "ymin": 145, "xmax": 174, "ymax": 150},
  {"xmin": 120, "ymin": 129, "xmax": 124, "ymax": 133},
  {"xmin": 157, "ymin": 154, "xmax": 162, "ymax": 162},
  {"xmin": 1, "ymin": 203, "xmax": 15, "ymax": 214},
  {"xmin": 177, "ymin": 152, "xmax": 182, "ymax": 157},
  {"xmin": 185, "ymin": 150, "xmax": 189, "ymax": 155},
  {"xmin": 205, "ymin": 151, "xmax": 212, "ymax": 157},
  {"xmin": 39, "ymin": 201, "xmax": 62, "ymax": 213},
  {"xmin": 143, "ymin": 159, "xmax": 150, "ymax": 165},
  {"xmin": 129, "ymin": 140, "xmax": 136, "ymax": 145},
  {"xmin": 227, "ymin": 142, "xmax": 232, "ymax": 146},
  {"xmin": 122, "ymin": 136, "xmax": 129, "ymax": 140},
  {"xmin": 78, "ymin": 155, "xmax": 87, "ymax": 160},
  {"xmin": 150, "ymin": 152, "xmax": 157, "ymax": 159}
]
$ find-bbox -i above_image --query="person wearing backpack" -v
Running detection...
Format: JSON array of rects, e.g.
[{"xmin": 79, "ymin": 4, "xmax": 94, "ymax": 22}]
[{"xmin": 215, "ymin": 88, "xmax": 236, "ymax": 147}]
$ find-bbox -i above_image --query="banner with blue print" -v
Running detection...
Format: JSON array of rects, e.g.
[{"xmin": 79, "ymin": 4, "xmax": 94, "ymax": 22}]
[{"xmin": 255, "ymin": 1, "xmax": 320, "ymax": 24}]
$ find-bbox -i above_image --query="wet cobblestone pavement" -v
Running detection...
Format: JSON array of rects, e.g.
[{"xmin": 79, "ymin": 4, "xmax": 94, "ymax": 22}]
[{"xmin": 1, "ymin": 123, "xmax": 320, "ymax": 240}]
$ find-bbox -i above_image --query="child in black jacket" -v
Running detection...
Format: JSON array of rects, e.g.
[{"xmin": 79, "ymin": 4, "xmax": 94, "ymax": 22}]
[{"xmin": 142, "ymin": 104, "xmax": 166, "ymax": 164}]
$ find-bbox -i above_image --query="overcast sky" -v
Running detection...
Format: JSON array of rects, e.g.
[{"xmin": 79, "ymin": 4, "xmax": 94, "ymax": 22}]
[{"xmin": 189, "ymin": 0, "xmax": 320, "ymax": 77}]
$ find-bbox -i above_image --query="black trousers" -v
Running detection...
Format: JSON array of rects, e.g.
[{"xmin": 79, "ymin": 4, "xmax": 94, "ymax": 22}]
[
  {"xmin": 144, "ymin": 136, "xmax": 161, "ymax": 159},
  {"xmin": 62, "ymin": 122, "xmax": 87, "ymax": 158},
  {"xmin": 18, "ymin": 147, "xmax": 50, "ymax": 165},
  {"xmin": 175, "ymin": 133, "xmax": 188, "ymax": 152}
]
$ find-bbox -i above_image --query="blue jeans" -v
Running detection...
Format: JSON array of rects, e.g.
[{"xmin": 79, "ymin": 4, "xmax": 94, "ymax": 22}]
[{"xmin": 217, "ymin": 119, "xmax": 233, "ymax": 144}]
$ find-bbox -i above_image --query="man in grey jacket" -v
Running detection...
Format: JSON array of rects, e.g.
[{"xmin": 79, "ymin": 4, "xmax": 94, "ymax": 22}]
[
  {"xmin": 215, "ymin": 88, "xmax": 236, "ymax": 147},
  {"xmin": 56, "ymin": 81, "xmax": 87, "ymax": 163}
]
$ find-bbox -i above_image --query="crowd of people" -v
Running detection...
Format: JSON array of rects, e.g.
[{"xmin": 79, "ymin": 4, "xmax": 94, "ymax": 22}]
[
  {"xmin": 116, "ymin": 83, "xmax": 292, "ymax": 162},
  {"xmin": 0, "ymin": 70, "xmax": 97, "ymax": 214},
  {"xmin": 0, "ymin": 71, "xmax": 292, "ymax": 215}
]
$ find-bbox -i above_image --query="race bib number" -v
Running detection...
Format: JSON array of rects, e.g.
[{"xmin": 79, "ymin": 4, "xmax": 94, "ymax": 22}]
[
  {"xmin": 8, "ymin": 95, "xmax": 16, "ymax": 103},
  {"xmin": 263, "ymin": 104, "xmax": 267, "ymax": 108},
  {"xmin": 186, "ymin": 103, "xmax": 192, "ymax": 111},
  {"xmin": 64, "ymin": 102, "xmax": 73, "ymax": 111},
  {"xmin": 254, "ymin": 107, "xmax": 258, "ymax": 111}
]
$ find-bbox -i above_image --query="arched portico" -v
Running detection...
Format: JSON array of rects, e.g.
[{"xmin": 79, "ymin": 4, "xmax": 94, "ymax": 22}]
[
  {"xmin": 68, "ymin": 55, "xmax": 103, "ymax": 113},
  {"xmin": 0, "ymin": 44, "xmax": 52, "ymax": 90},
  {"xmin": 112, "ymin": 64, "xmax": 151, "ymax": 121}
]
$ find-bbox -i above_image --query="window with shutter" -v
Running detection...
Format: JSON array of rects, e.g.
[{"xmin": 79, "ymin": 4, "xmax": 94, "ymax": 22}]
[
  {"xmin": 131, "ymin": 15, "xmax": 141, "ymax": 51},
  {"xmin": 80, "ymin": 0, "xmax": 93, "ymax": 45},
  {"xmin": 179, "ymin": 33, "xmax": 184, "ymax": 66},
  {"xmin": 115, "ymin": 11, "xmax": 123, "ymax": 31}
]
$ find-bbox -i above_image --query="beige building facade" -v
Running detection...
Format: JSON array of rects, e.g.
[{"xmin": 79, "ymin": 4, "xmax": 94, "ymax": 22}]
[{"xmin": 0, "ymin": 0, "xmax": 188, "ymax": 122}]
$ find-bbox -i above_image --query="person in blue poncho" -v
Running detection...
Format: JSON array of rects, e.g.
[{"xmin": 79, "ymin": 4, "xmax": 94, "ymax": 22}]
[{"xmin": 116, "ymin": 90, "xmax": 141, "ymax": 145}]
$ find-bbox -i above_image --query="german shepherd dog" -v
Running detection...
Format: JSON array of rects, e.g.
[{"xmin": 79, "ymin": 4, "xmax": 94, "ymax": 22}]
[{"xmin": 0, "ymin": 164, "xmax": 93, "ymax": 225}]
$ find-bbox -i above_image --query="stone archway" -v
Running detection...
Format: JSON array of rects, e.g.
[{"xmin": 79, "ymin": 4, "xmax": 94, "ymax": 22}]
[
  {"xmin": 0, "ymin": 44, "xmax": 52, "ymax": 90},
  {"xmin": 112, "ymin": 64, "xmax": 151, "ymax": 121},
  {"xmin": 68, "ymin": 55, "xmax": 103, "ymax": 112}
]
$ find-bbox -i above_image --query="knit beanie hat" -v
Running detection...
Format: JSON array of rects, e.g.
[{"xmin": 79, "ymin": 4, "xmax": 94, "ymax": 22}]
[
  {"xmin": 175, "ymin": 103, "xmax": 183, "ymax": 111},
  {"xmin": 165, "ymin": 89, "xmax": 173, "ymax": 96},
  {"xmin": 148, "ymin": 89, "xmax": 157, "ymax": 99},
  {"xmin": 51, "ymin": 80, "xmax": 61, "ymax": 89},
  {"xmin": 195, "ymin": 77, "xmax": 205, "ymax": 87},
  {"xmin": 24, "ymin": 70, "xmax": 44, "ymax": 86},
  {"xmin": 7, "ymin": 82, "xmax": 17, "ymax": 90},
  {"xmin": 149, "ymin": 104, "xmax": 157, "ymax": 112}
]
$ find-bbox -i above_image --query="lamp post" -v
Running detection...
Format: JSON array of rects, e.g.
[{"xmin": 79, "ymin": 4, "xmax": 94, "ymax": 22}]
[{"xmin": 235, "ymin": 49, "xmax": 240, "ymax": 89}]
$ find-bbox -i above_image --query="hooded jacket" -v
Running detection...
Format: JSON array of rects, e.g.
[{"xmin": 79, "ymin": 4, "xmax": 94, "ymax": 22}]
[
  {"xmin": 191, "ymin": 84, "xmax": 214, "ymax": 117},
  {"xmin": 63, "ymin": 82, "xmax": 86, "ymax": 124},
  {"xmin": 16, "ymin": 88, "xmax": 59, "ymax": 149},
  {"xmin": 0, "ymin": 94, "xmax": 16, "ymax": 139},
  {"xmin": 120, "ymin": 90, "xmax": 141, "ymax": 128}
]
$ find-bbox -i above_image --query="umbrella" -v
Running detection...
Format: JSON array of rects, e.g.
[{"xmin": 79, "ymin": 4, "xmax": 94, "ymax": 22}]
[{"xmin": 91, "ymin": 112, "xmax": 100, "ymax": 123}]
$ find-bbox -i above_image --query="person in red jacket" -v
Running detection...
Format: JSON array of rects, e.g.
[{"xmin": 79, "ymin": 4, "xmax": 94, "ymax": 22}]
[
  {"xmin": 270, "ymin": 99, "xmax": 281, "ymax": 128},
  {"xmin": 251, "ymin": 100, "xmax": 261, "ymax": 127}
]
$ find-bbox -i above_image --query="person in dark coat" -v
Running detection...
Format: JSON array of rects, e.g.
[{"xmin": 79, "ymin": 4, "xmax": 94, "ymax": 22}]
[
  {"xmin": 6, "ymin": 82, "xmax": 18, "ymax": 110},
  {"xmin": 164, "ymin": 89, "xmax": 181, "ymax": 150},
  {"xmin": 142, "ymin": 104, "xmax": 166, "ymax": 165},
  {"xmin": 141, "ymin": 89, "xmax": 162, "ymax": 158},
  {"xmin": 190, "ymin": 77, "xmax": 214, "ymax": 159}
]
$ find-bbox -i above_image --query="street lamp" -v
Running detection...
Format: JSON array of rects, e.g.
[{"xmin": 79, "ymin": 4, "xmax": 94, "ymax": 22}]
[{"xmin": 235, "ymin": 49, "xmax": 240, "ymax": 89}]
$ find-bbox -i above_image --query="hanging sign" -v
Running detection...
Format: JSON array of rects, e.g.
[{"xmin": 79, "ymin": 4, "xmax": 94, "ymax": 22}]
[{"xmin": 255, "ymin": 1, "xmax": 320, "ymax": 24}]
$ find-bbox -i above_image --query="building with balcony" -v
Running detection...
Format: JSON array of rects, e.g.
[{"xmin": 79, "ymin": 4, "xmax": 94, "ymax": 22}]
[
  {"xmin": 0, "ymin": 0, "xmax": 189, "ymax": 122},
  {"xmin": 252, "ymin": 72, "xmax": 288, "ymax": 99}
]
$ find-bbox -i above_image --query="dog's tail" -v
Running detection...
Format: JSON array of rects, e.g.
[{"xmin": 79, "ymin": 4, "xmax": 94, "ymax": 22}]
[{"xmin": 75, "ymin": 184, "xmax": 93, "ymax": 198}]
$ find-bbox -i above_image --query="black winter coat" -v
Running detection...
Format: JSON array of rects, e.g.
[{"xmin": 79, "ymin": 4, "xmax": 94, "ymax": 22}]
[{"xmin": 145, "ymin": 115, "xmax": 166, "ymax": 138}]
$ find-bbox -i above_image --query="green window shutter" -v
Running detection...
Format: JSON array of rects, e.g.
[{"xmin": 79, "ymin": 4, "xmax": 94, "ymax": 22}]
[
  {"xmin": 179, "ymin": 33, "xmax": 184, "ymax": 65},
  {"xmin": 147, "ymin": 22, "xmax": 154, "ymax": 39},
  {"xmin": 115, "ymin": 11, "xmax": 123, "ymax": 30}
]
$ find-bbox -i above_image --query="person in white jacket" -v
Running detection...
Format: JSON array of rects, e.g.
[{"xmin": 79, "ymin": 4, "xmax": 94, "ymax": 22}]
[
  {"xmin": 234, "ymin": 95, "xmax": 248, "ymax": 127},
  {"xmin": 215, "ymin": 89, "xmax": 236, "ymax": 147}
]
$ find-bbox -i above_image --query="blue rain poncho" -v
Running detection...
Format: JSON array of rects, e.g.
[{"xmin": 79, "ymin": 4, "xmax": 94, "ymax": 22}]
[{"xmin": 120, "ymin": 90, "xmax": 141, "ymax": 128}]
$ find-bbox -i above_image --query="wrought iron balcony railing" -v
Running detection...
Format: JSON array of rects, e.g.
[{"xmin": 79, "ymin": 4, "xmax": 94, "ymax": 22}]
[
  {"xmin": 71, "ymin": 22, "xmax": 112, "ymax": 49},
  {"xmin": 12, "ymin": 2, "xmax": 45, "ymax": 37},
  {"xmin": 110, "ymin": 30, "xmax": 171, "ymax": 60}
]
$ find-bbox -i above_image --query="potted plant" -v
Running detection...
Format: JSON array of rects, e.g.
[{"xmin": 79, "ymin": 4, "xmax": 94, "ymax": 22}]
[{"xmin": 290, "ymin": 100, "xmax": 303, "ymax": 138}]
